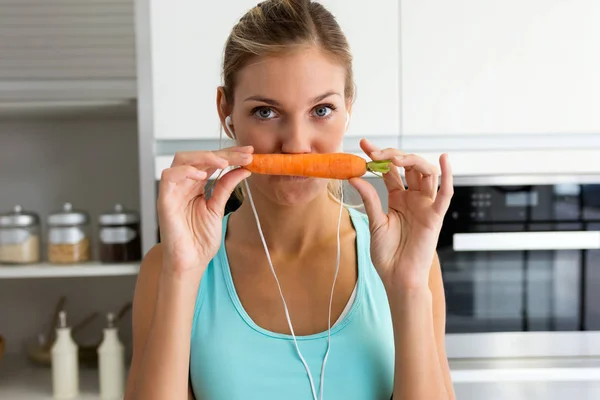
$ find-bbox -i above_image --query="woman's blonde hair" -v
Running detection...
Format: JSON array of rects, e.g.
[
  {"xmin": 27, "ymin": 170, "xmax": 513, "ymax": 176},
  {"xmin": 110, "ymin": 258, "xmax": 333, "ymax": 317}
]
[{"xmin": 219, "ymin": 0, "xmax": 355, "ymax": 203}]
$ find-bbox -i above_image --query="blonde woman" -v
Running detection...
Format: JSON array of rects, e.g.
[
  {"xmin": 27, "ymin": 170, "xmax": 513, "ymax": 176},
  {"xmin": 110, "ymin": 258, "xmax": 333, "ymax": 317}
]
[{"xmin": 125, "ymin": 1, "xmax": 455, "ymax": 399}]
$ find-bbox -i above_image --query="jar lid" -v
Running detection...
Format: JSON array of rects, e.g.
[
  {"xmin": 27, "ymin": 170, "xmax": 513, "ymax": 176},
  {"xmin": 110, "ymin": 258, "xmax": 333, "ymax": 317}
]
[
  {"xmin": 48, "ymin": 202, "xmax": 89, "ymax": 226},
  {"xmin": 99, "ymin": 204, "xmax": 139, "ymax": 225},
  {"xmin": 0, "ymin": 205, "xmax": 40, "ymax": 227}
]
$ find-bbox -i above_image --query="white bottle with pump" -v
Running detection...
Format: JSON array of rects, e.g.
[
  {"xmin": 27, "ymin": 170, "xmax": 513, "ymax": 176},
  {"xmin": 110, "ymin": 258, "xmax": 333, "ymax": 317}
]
[
  {"xmin": 51, "ymin": 310, "xmax": 79, "ymax": 399},
  {"xmin": 98, "ymin": 312, "xmax": 125, "ymax": 400}
]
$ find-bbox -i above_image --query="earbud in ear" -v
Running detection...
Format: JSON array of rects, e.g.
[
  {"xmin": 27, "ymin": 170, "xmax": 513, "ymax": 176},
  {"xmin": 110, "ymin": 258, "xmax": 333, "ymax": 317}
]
[{"xmin": 224, "ymin": 115, "xmax": 235, "ymax": 138}]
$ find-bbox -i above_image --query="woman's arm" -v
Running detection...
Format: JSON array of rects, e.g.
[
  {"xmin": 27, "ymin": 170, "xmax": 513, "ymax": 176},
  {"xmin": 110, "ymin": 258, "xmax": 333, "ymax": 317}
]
[
  {"xmin": 387, "ymin": 252, "xmax": 454, "ymax": 400},
  {"xmin": 348, "ymin": 139, "xmax": 455, "ymax": 399},
  {"xmin": 123, "ymin": 148, "xmax": 251, "ymax": 399},
  {"xmin": 387, "ymin": 267, "xmax": 450, "ymax": 400},
  {"xmin": 428, "ymin": 252, "xmax": 456, "ymax": 399},
  {"xmin": 124, "ymin": 244, "xmax": 203, "ymax": 400}
]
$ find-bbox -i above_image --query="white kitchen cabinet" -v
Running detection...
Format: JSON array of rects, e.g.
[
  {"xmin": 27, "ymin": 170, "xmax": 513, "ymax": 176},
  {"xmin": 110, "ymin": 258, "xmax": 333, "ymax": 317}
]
[
  {"xmin": 0, "ymin": 0, "xmax": 136, "ymax": 103},
  {"xmin": 145, "ymin": 0, "xmax": 256, "ymax": 141},
  {"xmin": 316, "ymin": 0, "xmax": 400, "ymax": 140},
  {"xmin": 401, "ymin": 0, "xmax": 600, "ymax": 137},
  {"xmin": 145, "ymin": 0, "xmax": 400, "ymax": 141},
  {"xmin": 0, "ymin": 3, "xmax": 141, "ymax": 397}
]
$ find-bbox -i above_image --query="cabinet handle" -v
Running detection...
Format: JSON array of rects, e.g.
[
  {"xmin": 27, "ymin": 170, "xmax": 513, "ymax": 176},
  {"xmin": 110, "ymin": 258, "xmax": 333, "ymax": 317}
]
[{"xmin": 453, "ymin": 231, "xmax": 600, "ymax": 251}]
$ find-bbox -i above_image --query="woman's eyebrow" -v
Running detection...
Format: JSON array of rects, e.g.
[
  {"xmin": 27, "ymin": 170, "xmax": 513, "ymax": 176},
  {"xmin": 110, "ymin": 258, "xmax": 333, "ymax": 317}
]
[
  {"xmin": 243, "ymin": 95, "xmax": 281, "ymax": 106},
  {"xmin": 243, "ymin": 91, "xmax": 341, "ymax": 107},
  {"xmin": 310, "ymin": 91, "xmax": 341, "ymax": 104}
]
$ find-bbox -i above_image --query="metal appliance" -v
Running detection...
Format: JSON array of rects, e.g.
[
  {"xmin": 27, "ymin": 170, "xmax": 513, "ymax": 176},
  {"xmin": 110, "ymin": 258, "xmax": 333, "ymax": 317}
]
[{"xmin": 439, "ymin": 180, "xmax": 600, "ymax": 359}]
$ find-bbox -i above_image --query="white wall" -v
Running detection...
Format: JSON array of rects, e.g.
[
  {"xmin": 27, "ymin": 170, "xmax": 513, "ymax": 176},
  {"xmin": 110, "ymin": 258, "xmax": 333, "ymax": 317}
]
[{"xmin": 0, "ymin": 115, "xmax": 139, "ymax": 355}]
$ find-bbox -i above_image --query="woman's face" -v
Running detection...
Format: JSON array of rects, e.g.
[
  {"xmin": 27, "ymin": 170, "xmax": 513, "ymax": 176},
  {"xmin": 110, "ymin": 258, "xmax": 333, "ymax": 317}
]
[{"xmin": 221, "ymin": 46, "xmax": 350, "ymax": 206}]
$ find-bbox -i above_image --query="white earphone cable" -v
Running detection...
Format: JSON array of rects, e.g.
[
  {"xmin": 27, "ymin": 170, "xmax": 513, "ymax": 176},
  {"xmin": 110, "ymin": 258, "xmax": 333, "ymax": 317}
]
[
  {"xmin": 242, "ymin": 178, "xmax": 343, "ymax": 400},
  {"xmin": 319, "ymin": 184, "xmax": 344, "ymax": 399},
  {"xmin": 225, "ymin": 116, "xmax": 344, "ymax": 399}
]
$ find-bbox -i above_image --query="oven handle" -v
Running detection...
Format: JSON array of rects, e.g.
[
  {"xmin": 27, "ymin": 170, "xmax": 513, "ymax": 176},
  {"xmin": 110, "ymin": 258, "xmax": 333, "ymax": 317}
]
[{"xmin": 453, "ymin": 231, "xmax": 600, "ymax": 251}]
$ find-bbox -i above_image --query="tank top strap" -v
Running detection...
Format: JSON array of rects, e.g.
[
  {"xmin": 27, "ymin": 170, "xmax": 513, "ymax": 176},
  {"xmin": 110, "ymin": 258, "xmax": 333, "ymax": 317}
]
[{"xmin": 347, "ymin": 206, "xmax": 371, "ymax": 248}]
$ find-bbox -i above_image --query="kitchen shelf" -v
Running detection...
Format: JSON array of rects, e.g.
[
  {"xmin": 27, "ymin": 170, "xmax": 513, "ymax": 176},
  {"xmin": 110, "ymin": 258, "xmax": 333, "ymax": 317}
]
[
  {"xmin": 0, "ymin": 262, "xmax": 140, "ymax": 279},
  {"xmin": 0, "ymin": 353, "xmax": 127, "ymax": 400}
]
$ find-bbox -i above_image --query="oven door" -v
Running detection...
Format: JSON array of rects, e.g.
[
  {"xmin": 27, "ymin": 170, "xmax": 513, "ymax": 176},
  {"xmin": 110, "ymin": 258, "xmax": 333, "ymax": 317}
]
[{"xmin": 441, "ymin": 229, "xmax": 600, "ymax": 334}]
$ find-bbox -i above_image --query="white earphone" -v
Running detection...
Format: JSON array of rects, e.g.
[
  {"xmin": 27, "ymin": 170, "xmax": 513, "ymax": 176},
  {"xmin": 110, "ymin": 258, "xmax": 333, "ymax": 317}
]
[
  {"xmin": 225, "ymin": 114, "xmax": 235, "ymax": 138},
  {"xmin": 224, "ymin": 112, "xmax": 350, "ymax": 139},
  {"xmin": 222, "ymin": 113, "xmax": 345, "ymax": 400}
]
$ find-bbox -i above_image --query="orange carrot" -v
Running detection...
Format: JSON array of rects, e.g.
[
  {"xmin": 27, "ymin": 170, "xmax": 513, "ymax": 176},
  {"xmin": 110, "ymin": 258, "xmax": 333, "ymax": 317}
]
[{"xmin": 242, "ymin": 153, "xmax": 392, "ymax": 179}]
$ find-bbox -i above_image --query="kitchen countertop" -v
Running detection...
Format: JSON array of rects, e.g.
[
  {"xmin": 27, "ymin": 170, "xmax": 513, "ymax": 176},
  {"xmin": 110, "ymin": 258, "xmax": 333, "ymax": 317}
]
[
  {"xmin": 451, "ymin": 357, "xmax": 600, "ymax": 400},
  {"xmin": 2, "ymin": 353, "xmax": 600, "ymax": 399},
  {"xmin": 454, "ymin": 381, "xmax": 600, "ymax": 400}
]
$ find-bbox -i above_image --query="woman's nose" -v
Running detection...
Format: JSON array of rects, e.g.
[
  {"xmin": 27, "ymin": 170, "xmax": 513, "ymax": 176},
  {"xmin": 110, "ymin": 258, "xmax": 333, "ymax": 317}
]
[{"xmin": 280, "ymin": 117, "xmax": 312, "ymax": 154}]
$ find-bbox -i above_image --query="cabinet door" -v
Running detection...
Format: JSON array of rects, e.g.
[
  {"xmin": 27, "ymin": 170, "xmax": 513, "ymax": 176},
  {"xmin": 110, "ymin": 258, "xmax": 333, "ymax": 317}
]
[
  {"xmin": 0, "ymin": 0, "xmax": 136, "ymax": 101},
  {"xmin": 319, "ymin": 0, "xmax": 400, "ymax": 140},
  {"xmin": 147, "ymin": 0, "xmax": 400, "ymax": 141},
  {"xmin": 148, "ymin": 0, "xmax": 257, "ymax": 140},
  {"xmin": 401, "ymin": 0, "xmax": 600, "ymax": 136}
]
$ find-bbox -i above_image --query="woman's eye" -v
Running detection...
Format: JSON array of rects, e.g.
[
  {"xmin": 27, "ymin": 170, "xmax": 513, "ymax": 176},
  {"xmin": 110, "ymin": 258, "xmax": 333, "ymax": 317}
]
[
  {"xmin": 313, "ymin": 106, "xmax": 333, "ymax": 118},
  {"xmin": 254, "ymin": 107, "xmax": 276, "ymax": 119}
]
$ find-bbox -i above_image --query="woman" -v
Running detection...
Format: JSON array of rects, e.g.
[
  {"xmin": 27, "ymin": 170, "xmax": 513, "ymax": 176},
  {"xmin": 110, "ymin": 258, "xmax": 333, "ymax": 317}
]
[{"xmin": 125, "ymin": 1, "xmax": 455, "ymax": 399}]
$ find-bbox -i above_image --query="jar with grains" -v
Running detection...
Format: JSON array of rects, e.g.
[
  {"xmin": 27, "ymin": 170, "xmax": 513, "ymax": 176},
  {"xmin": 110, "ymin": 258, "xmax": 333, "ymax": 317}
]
[
  {"xmin": 0, "ymin": 205, "xmax": 41, "ymax": 265},
  {"xmin": 47, "ymin": 202, "xmax": 91, "ymax": 264},
  {"xmin": 98, "ymin": 204, "xmax": 141, "ymax": 263}
]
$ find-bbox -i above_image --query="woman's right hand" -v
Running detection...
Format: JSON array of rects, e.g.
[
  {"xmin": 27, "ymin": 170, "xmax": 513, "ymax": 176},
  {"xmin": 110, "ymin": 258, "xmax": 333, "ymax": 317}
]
[{"xmin": 156, "ymin": 146, "xmax": 253, "ymax": 279}]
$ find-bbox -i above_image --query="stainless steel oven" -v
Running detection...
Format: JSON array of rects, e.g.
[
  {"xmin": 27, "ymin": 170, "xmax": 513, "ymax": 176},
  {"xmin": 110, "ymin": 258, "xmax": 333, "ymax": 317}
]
[{"xmin": 438, "ymin": 181, "xmax": 600, "ymax": 359}]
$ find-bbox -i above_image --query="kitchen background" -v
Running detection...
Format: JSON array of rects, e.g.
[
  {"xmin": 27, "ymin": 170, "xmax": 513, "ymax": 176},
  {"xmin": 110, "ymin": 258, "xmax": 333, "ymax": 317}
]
[{"xmin": 0, "ymin": 0, "xmax": 599, "ymax": 399}]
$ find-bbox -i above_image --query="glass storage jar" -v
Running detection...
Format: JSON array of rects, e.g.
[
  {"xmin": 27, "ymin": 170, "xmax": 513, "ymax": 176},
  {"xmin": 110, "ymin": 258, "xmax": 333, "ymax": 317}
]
[
  {"xmin": 47, "ymin": 202, "xmax": 91, "ymax": 264},
  {"xmin": 98, "ymin": 204, "xmax": 141, "ymax": 263},
  {"xmin": 0, "ymin": 205, "xmax": 41, "ymax": 265}
]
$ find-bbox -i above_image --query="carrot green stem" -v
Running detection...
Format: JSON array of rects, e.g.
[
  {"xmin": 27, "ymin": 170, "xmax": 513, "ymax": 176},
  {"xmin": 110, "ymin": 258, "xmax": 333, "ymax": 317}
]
[{"xmin": 366, "ymin": 159, "xmax": 393, "ymax": 175}]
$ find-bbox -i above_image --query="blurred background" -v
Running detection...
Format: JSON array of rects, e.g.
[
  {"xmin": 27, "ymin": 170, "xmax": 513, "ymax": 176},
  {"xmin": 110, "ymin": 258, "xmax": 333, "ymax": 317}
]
[{"xmin": 0, "ymin": 0, "xmax": 599, "ymax": 399}]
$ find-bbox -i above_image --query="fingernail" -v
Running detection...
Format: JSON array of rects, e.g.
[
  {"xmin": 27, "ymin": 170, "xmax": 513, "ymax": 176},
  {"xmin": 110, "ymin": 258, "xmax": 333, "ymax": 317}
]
[
  {"xmin": 394, "ymin": 155, "xmax": 404, "ymax": 161},
  {"xmin": 372, "ymin": 151, "xmax": 383, "ymax": 157}
]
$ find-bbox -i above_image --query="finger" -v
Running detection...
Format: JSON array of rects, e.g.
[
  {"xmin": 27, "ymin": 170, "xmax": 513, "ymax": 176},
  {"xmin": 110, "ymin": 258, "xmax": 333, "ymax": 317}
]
[
  {"xmin": 371, "ymin": 148, "xmax": 407, "ymax": 161},
  {"xmin": 393, "ymin": 154, "xmax": 439, "ymax": 177},
  {"xmin": 171, "ymin": 146, "xmax": 254, "ymax": 169},
  {"xmin": 433, "ymin": 153, "xmax": 454, "ymax": 214},
  {"xmin": 207, "ymin": 168, "xmax": 252, "ymax": 216},
  {"xmin": 348, "ymin": 177, "xmax": 387, "ymax": 230},
  {"xmin": 402, "ymin": 164, "xmax": 437, "ymax": 200},
  {"xmin": 359, "ymin": 137, "xmax": 382, "ymax": 157},
  {"xmin": 403, "ymin": 166, "xmax": 422, "ymax": 192},
  {"xmin": 360, "ymin": 138, "xmax": 408, "ymax": 163},
  {"xmin": 380, "ymin": 161, "xmax": 406, "ymax": 193},
  {"xmin": 368, "ymin": 148, "xmax": 406, "ymax": 193},
  {"xmin": 359, "ymin": 139, "xmax": 406, "ymax": 192},
  {"xmin": 395, "ymin": 154, "xmax": 440, "ymax": 198},
  {"xmin": 160, "ymin": 165, "xmax": 207, "ymax": 186},
  {"xmin": 157, "ymin": 166, "xmax": 208, "ymax": 209}
]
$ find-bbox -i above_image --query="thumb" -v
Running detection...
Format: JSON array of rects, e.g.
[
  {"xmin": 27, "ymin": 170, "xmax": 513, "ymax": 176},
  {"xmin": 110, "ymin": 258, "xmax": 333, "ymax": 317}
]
[
  {"xmin": 207, "ymin": 168, "xmax": 251, "ymax": 216},
  {"xmin": 348, "ymin": 177, "xmax": 386, "ymax": 230}
]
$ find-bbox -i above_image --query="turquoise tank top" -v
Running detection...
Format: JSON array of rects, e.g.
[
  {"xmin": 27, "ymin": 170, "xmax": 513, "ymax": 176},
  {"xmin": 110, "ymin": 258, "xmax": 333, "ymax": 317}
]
[{"xmin": 189, "ymin": 207, "xmax": 395, "ymax": 399}]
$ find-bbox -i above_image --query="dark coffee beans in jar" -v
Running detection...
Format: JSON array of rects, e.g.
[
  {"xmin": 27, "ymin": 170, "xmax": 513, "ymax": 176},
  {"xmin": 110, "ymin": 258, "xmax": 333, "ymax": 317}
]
[{"xmin": 98, "ymin": 204, "xmax": 141, "ymax": 263}]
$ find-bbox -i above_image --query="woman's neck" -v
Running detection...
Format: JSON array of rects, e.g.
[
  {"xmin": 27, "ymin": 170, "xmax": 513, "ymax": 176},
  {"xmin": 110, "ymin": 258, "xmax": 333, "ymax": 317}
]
[{"xmin": 230, "ymin": 188, "xmax": 347, "ymax": 255}]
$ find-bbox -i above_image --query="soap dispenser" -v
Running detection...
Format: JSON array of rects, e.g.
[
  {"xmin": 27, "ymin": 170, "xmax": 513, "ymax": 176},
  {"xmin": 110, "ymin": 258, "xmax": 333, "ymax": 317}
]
[
  {"xmin": 98, "ymin": 312, "xmax": 125, "ymax": 400},
  {"xmin": 50, "ymin": 310, "xmax": 79, "ymax": 399}
]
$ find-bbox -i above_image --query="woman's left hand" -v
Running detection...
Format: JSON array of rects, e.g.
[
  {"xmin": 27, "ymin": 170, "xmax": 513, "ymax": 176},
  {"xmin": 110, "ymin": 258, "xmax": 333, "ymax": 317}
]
[{"xmin": 349, "ymin": 138, "xmax": 454, "ymax": 290}]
